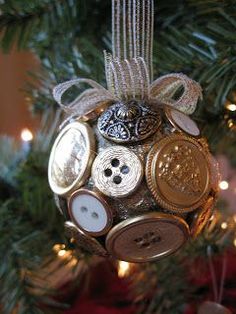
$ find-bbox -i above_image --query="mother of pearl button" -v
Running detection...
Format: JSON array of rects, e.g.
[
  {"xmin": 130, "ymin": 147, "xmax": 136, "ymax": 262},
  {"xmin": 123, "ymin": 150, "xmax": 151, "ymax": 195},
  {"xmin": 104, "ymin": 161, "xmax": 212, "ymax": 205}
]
[{"xmin": 68, "ymin": 189, "xmax": 113, "ymax": 236}]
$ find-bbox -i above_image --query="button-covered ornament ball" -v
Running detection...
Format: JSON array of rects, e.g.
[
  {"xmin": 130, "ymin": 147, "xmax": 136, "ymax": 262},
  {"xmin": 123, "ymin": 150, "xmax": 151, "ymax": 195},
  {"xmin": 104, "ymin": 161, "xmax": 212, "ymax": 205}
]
[{"xmin": 48, "ymin": 0, "xmax": 220, "ymax": 263}]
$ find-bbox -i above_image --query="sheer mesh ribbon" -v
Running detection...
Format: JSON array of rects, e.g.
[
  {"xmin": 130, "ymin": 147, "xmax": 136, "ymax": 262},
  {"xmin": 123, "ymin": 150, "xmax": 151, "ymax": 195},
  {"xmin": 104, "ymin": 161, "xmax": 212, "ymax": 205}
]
[{"xmin": 53, "ymin": 0, "xmax": 202, "ymax": 117}]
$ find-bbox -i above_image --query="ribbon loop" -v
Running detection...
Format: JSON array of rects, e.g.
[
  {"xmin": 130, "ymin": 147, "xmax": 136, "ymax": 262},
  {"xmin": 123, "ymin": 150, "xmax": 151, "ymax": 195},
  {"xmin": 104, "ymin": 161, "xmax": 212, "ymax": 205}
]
[
  {"xmin": 53, "ymin": 78, "xmax": 115, "ymax": 116},
  {"xmin": 150, "ymin": 73, "xmax": 202, "ymax": 114}
]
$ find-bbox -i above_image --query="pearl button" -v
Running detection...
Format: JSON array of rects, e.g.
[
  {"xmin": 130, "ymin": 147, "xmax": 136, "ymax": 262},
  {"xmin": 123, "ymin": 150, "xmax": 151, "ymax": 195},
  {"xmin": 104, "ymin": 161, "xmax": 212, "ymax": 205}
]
[{"xmin": 68, "ymin": 189, "xmax": 113, "ymax": 236}]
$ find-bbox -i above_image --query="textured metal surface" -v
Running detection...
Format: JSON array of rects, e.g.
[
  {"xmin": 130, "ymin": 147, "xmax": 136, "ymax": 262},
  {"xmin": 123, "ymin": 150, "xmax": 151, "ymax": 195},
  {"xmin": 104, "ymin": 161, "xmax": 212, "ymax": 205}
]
[
  {"xmin": 48, "ymin": 121, "xmax": 95, "ymax": 196},
  {"xmin": 98, "ymin": 101, "xmax": 161, "ymax": 143},
  {"xmin": 64, "ymin": 221, "xmax": 108, "ymax": 257},
  {"xmin": 92, "ymin": 145, "xmax": 143, "ymax": 198},
  {"xmin": 146, "ymin": 134, "xmax": 211, "ymax": 213},
  {"xmin": 105, "ymin": 212, "xmax": 189, "ymax": 262}
]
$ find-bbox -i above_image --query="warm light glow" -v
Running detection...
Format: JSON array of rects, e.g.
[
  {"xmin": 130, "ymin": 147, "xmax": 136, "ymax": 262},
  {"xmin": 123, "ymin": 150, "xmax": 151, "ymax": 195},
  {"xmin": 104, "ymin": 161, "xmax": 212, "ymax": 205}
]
[
  {"xmin": 68, "ymin": 257, "xmax": 78, "ymax": 267},
  {"xmin": 226, "ymin": 103, "xmax": 236, "ymax": 112},
  {"xmin": 219, "ymin": 180, "xmax": 229, "ymax": 190},
  {"xmin": 21, "ymin": 128, "xmax": 33, "ymax": 141},
  {"xmin": 53, "ymin": 244, "xmax": 65, "ymax": 253},
  {"xmin": 234, "ymin": 239, "xmax": 236, "ymax": 247},
  {"xmin": 58, "ymin": 249, "xmax": 66, "ymax": 257},
  {"xmin": 221, "ymin": 222, "xmax": 228, "ymax": 230},
  {"xmin": 118, "ymin": 261, "xmax": 130, "ymax": 278}
]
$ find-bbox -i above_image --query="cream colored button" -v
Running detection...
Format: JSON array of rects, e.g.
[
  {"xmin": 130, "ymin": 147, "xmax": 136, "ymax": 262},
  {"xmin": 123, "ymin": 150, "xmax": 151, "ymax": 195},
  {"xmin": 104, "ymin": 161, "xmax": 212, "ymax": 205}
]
[
  {"xmin": 105, "ymin": 213, "xmax": 189, "ymax": 263},
  {"xmin": 68, "ymin": 189, "xmax": 113, "ymax": 236},
  {"xmin": 165, "ymin": 106, "xmax": 200, "ymax": 137},
  {"xmin": 92, "ymin": 146, "xmax": 143, "ymax": 198},
  {"xmin": 64, "ymin": 221, "xmax": 108, "ymax": 257},
  {"xmin": 48, "ymin": 121, "xmax": 95, "ymax": 196}
]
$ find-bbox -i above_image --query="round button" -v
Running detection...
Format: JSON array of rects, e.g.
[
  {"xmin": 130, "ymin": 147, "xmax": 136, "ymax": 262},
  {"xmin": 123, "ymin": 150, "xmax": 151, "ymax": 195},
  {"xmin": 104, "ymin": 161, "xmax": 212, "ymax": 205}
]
[
  {"xmin": 48, "ymin": 121, "xmax": 95, "ymax": 196},
  {"xmin": 64, "ymin": 221, "xmax": 108, "ymax": 257},
  {"xmin": 105, "ymin": 212, "xmax": 189, "ymax": 263},
  {"xmin": 92, "ymin": 146, "xmax": 143, "ymax": 198},
  {"xmin": 68, "ymin": 189, "xmax": 113, "ymax": 237},
  {"xmin": 165, "ymin": 106, "xmax": 200, "ymax": 137},
  {"xmin": 146, "ymin": 134, "xmax": 211, "ymax": 213},
  {"xmin": 191, "ymin": 196, "xmax": 214, "ymax": 238},
  {"xmin": 98, "ymin": 101, "xmax": 161, "ymax": 143}
]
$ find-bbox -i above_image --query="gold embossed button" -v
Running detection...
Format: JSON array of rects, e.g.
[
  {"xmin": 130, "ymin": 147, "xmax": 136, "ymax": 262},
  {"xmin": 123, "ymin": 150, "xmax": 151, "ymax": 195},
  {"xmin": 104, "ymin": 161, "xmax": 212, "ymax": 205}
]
[
  {"xmin": 146, "ymin": 134, "xmax": 211, "ymax": 213},
  {"xmin": 48, "ymin": 121, "xmax": 95, "ymax": 196},
  {"xmin": 106, "ymin": 213, "xmax": 189, "ymax": 263},
  {"xmin": 65, "ymin": 221, "xmax": 108, "ymax": 257},
  {"xmin": 165, "ymin": 106, "xmax": 200, "ymax": 137},
  {"xmin": 92, "ymin": 146, "xmax": 143, "ymax": 198},
  {"xmin": 191, "ymin": 196, "xmax": 214, "ymax": 238},
  {"xmin": 68, "ymin": 189, "xmax": 113, "ymax": 237}
]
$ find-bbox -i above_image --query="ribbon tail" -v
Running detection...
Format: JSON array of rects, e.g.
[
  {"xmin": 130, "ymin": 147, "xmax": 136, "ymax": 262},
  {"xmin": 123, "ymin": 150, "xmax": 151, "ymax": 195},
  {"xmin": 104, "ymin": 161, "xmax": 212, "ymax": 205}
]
[{"xmin": 149, "ymin": 73, "xmax": 202, "ymax": 114}]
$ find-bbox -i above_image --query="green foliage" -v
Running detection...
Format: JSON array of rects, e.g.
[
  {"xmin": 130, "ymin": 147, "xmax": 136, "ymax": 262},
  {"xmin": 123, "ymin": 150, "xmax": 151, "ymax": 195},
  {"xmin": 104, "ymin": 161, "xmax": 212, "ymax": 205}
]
[{"xmin": 0, "ymin": 0, "xmax": 236, "ymax": 313}]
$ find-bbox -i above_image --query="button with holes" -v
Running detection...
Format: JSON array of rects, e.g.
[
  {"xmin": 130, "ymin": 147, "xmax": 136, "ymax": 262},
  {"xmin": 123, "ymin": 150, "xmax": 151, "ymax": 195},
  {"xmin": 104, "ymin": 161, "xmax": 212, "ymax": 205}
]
[
  {"xmin": 105, "ymin": 212, "xmax": 189, "ymax": 263},
  {"xmin": 91, "ymin": 146, "xmax": 143, "ymax": 198},
  {"xmin": 68, "ymin": 189, "xmax": 113, "ymax": 237},
  {"xmin": 65, "ymin": 221, "xmax": 108, "ymax": 257}
]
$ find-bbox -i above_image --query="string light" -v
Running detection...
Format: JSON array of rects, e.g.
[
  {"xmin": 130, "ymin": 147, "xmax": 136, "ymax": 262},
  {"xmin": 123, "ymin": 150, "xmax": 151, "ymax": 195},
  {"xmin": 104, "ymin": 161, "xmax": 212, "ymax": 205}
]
[
  {"xmin": 221, "ymin": 222, "xmax": 228, "ymax": 230},
  {"xmin": 58, "ymin": 249, "xmax": 66, "ymax": 257},
  {"xmin": 21, "ymin": 128, "xmax": 33, "ymax": 141},
  {"xmin": 226, "ymin": 103, "xmax": 236, "ymax": 112},
  {"xmin": 118, "ymin": 261, "xmax": 130, "ymax": 278},
  {"xmin": 219, "ymin": 180, "xmax": 229, "ymax": 190}
]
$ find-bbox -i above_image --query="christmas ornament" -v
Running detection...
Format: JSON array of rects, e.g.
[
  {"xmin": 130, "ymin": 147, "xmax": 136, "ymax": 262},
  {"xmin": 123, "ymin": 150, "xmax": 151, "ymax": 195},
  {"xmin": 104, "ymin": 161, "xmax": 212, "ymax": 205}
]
[
  {"xmin": 48, "ymin": 0, "xmax": 220, "ymax": 262},
  {"xmin": 198, "ymin": 301, "xmax": 232, "ymax": 314}
]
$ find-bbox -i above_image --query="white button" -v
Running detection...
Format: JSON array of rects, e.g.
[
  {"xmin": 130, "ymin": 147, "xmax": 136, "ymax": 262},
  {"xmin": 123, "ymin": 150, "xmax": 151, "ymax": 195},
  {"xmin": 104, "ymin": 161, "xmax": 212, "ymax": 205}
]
[
  {"xmin": 68, "ymin": 189, "xmax": 113, "ymax": 236},
  {"xmin": 167, "ymin": 107, "xmax": 200, "ymax": 137},
  {"xmin": 48, "ymin": 121, "xmax": 95, "ymax": 196},
  {"xmin": 91, "ymin": 146, "xmax": 143, "ymax": 198}
]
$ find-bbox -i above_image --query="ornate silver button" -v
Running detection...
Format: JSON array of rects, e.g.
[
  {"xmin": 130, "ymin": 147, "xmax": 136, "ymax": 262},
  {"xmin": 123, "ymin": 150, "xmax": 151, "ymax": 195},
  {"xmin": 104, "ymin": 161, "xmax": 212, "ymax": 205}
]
[
  {"xmin": 68, "ymin": 189, "xmax": 113, "ymax": 237},
  {"xmin": 91, "ymin": 146, "xmax": 143, "ymax": 198},
  {"xmin": 97, "ymin": 100, "xmax": 161, "ymax": 143}
]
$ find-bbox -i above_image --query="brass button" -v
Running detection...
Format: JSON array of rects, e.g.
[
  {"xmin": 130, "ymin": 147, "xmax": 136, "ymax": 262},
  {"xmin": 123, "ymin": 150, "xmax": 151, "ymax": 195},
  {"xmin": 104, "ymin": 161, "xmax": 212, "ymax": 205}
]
[
  {"xmin": 92, "ymin": 146, "xmax": 143, "ymax": 197},
  {"xmin": 68, "ymin": 189, "xmax": 113, "ymax": 237},
  {"xmin": 146, "ymin": 134, "xmax": 211, "ymax": 213},
  {"xmin": 98, "ymin": 101, "xmax": 161, "ymax": 143},
  {"xmin": 105, "ymin": 213, "xmax": 189, "ymax": 263},
  {"xmin": 48, "ymin": 121, "xmax": 95, "ymax": 196},
  {"xmin": 65, "ymin": 221, "xmax": 108, "ymax": 257},
  {"xmin": 164, "ymin": 106, "xmax": 200, "ymax": 137},
  {"xmin": 191, "ymin": 196, "xmax": 214, "ymax": 238}
]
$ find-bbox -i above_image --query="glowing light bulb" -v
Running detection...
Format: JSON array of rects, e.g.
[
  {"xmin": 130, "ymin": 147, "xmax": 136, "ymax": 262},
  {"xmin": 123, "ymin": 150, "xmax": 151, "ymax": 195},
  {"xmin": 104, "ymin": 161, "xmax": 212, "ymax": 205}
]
[
  {"xmin": 221, "ymin": 222, "xmax": 228, "ymax": 230},
  {"xmin": 234, "ymin": 239, "xmax": 236, "ymax": 247},
  {"xmin": 118, "ymin": 261, "xmax": 130, "ymax": 278},
  {"xmin": 226, "ymin": 103, "xmax": 236, "ymax": 112},
  {"xmin": 58, "ymin": 249, "xmax": 66, "ymax": 257},
  {"xmin": 21, "ymin": 128, "xmax": 33, "ymax": 141},
  {"xmin": 219, "ymin": 181, "xmax": 229, "ymax": 190},
  {"xmin": 233, "ymin": 215, "xmax": 236, "ymax": 223}
]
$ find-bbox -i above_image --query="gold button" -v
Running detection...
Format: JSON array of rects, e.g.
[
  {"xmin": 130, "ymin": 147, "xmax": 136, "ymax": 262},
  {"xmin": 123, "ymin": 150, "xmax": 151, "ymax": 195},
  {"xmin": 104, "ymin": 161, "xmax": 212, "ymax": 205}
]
[
  {"xmin": 48, "ymin": 121, "xmax": 95, "ymax": 196},
  {"xmin": 68, "ymin": 189, "xmax": 113, "ymax": 237},
  {"xmin": 105, "ymin": 213, "xmax": 189, "ymax": 263},
  {"xmin": 164, "ymin": 106, "xmax": 200, "ymax": 137},
  {"xmin": 92, "ymin": 146, "xmax": 143, "ymax": 197},
  {"xmin": 65, "ymin": 221, "xmax": 108, "ymax": 257},
  {"xmin": 191, "ymin": 196, "xmax": 214, "ymax": 238},
  {"xmin": 146, "ymin": 134, "xmax": 211, "ymax": 213}
]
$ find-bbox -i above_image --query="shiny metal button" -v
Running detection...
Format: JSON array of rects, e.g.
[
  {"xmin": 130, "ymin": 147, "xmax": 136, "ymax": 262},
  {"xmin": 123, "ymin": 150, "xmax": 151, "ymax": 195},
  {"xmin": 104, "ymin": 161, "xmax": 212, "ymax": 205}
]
[
  {"xmin": 64, "ymin": 221, "xmax": 108, "ymax": 257},
  {"xmin": 105, "ymin": 213, "xmax": 189, "ymax": 263},
  {"xmin": 146, "ymin": 134, "xmax": 211, "ymax": 213},
  {"xmin": 92, "ymin": 146, "xmax": 143, "ymax": 198},
  {"xmin": 68, "ymin": 189, "xmax": 113, "ymax": 237},
  {"xmin": 98, "ymin": 101, "xmax": 161, "ymax": 143},
  {"xmin": 48, "ymin": 121, "xmax": 95, "ymax": 196},
  {"xmin": 165, "ymin": 106, "xmax": 200, "ymax": 137},
  {"xmin": 191, "ymin": 196, "xmax": 214, "ymax": 238}
]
